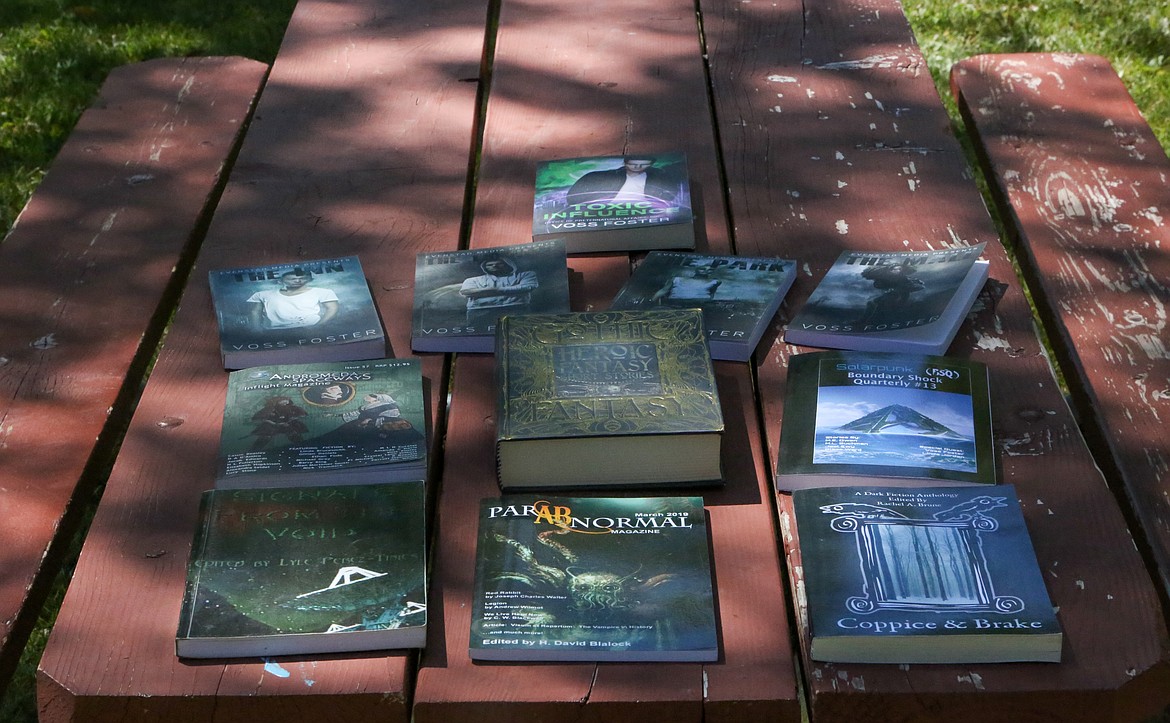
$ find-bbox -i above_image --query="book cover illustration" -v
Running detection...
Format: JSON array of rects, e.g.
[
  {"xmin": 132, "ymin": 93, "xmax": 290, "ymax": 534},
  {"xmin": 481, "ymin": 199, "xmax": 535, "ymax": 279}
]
[
  {"xmin": 411, "ymin": 240, "xmax": 570, "ymax": 353},
  {"xmin": 532, "ymin": 153, "xmax": 694, "ymax": 252},
  {"xmin": 470, "ymin": 495, "xmax": 718, "ymax": 661},
  {"xmin": 217, "ymin": 359, "xmax": 425, "ymax": 486},
  {"xmin": 793, "ymin": 485, "xmax": 1062, "ymax": 663},
  {"xmin": 609, "ymin": 251, "xmax": 797, "ymax": 360},
  {"xmin": 177, "ymin": 481, "xmax": 427, "ymax": 658},
  {"xmin": 777, "ymin": 352, "xmax": 994, "ymax": 487},
  {"xmin": 209, "ymin": 256, "xmax": 385, "ymax": 368}
]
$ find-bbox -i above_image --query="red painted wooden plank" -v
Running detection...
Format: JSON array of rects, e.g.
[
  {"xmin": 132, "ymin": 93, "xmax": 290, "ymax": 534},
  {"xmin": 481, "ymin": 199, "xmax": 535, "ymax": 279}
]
[
  {"xmin": 35, "ymin": 0, "xmax": 487, "ymax": 719},
  {"xmin": 952, "ymin": 52, "xmax": 1170, "ymax": 601},
  {"xmin": 413, "ymin": 0, "xmax": 799, "ymax": 719},
  {"xmin": 701, "ymin": 0, "xmax": 1170, "ymax": 719},
  {"xmin": 0, "ymin": 55, "xmax": 266, "ymax": 684}
]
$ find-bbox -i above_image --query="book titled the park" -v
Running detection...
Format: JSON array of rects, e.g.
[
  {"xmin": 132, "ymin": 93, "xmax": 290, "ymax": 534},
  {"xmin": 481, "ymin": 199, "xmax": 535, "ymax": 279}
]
[
  {"xmin": 209, "ymin": 256, "xmax": 386, "ymax": 369},
  {"xmin": 791, "ymin": 484, "xmax": 1062, "ymax": 663},
  {"xmin": 609, "ymin": 251, "xmax": 797, "ymax": 361},
  {"xmin": 776, "ymin": 351, "xmax": 994, "ymax": 490},
  {"xmin": 532, "ymin": 152, "xmax": 695, "ymax": 253},
  {"xmin": 215, "ymin": 359, "xmax": 427, "ymax": 488},
  {"xmin": 470, "ymin": 495, "xmax": 718, "ymax": 662},
  {"xmin": 175, "ymin": 481, "xmax": 427, "ymax": 659},
  {"xmin": 411, "ymin": 240, "xmax": 570, "ymax": 353},
  {"xmin": 495, "ymin": 309, "xmax": 724, "ymax": 489},
  {"xmin": 783, "ymin": 244, "xmax": 989, "ymax": 355}
]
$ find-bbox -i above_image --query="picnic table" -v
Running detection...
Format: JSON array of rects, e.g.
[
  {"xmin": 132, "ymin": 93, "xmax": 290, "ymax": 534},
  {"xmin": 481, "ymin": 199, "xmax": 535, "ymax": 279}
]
[{"xmin": 29, "ymin": 0, "xmax": 1170, "ymax": 720}]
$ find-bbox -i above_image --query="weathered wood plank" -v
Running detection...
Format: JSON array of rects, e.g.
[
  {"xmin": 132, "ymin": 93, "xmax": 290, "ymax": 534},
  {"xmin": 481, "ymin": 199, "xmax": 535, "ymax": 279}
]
[
  {"xmin": 0, "ymin": 55, "xmax": 266, "ymax": 686},
  {"xmin": 413, "ymin": 0, "xmax": 799, "ymax": 719},
  {"xmin": 35, "ymin": 0, "xmax": 486, "ymax": 720},
  {"xmin": 701, "ymin": 0, "xmax": 1170, "ymax": 720},
  {"xmin": 951, "ymin": 52, "xmax": 1170, "ymax": 601}
]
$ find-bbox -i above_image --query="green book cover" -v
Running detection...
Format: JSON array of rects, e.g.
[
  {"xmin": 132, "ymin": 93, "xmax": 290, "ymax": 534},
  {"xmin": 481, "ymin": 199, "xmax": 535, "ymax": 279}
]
[
  {"xmin": 470, "ymin": 495, "xmax": 718, "ymax": 661},
  {"xmin": 176, "ymin": 481, "xmax": 427, "ymax": 658},
  {"xmin": 609, "ymin": 251, "xmax": 797, "ymax": 361},
  {"xmin": 532, "ymin": 152, "xmax": 695, "ymax": 253},
  {"xmin": 208, "ymin": 256, "xmax": 386, "ymax": 369},
  {"xmin": 495, "ymin": 309, "xmax": 724, "ymax": 488},
  {"xmin": 776, "ymin": 351, "xmax": 995, "ymax": 490},
  {"xmin": 216, "ymin": 359, "xmax": 426, "ymax": 487},
  {"xmin": 792, "ymin": 484, "xmax": 1062, "ymax": 664}
]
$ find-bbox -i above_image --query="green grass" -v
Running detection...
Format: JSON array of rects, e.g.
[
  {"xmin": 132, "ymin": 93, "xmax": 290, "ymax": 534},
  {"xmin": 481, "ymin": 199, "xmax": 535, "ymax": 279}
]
[{"xmin": 0, "ymin": 1, "xmax": 1167, "ymax": 721}]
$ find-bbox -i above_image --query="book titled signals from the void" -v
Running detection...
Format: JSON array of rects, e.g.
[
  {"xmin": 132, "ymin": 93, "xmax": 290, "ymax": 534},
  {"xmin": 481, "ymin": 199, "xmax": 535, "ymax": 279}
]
[
  {"xmin": 792, "ymin": 484, "xmax": 1062, "ymax": 664},
  {"xmin": 776, "ymin": 351, "xmax": 994, "ymax": 490},
  {"xmin": 176, "ymin": 481, "xmax": 427, "ymax": 659},
  {"xmin": 470, "ymin": 495, "xmax": 718, "ymax": 662}
]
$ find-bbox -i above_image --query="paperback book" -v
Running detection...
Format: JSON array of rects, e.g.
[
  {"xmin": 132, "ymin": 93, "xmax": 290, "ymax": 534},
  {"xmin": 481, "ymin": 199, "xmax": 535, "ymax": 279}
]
[
  {"xmin": 216, "ymin": 359, "xmax": 427, "ymax": 488},
  {"xmin": 470, "ymin": 495, "xmax": 718, "ymax": 662},
  {"xmin": 776, "ymin": 351, "xmax": 994, "ymax": 490},
  {"xmin": 532, "ymin": 152, "xmax": 695, "ymax": 253},
  {"xmin": 176, "ymin": 481, "xmax": 427, "ymax": 658},
  {"xmin": 791, "ymin": 484, "xmax": 1062, "ymax": 664},
  {"xmin": 495, "ymin": 309, "xmax": 724, "ymax": 489},
  {"xmin": 209, "ymin": 256, "xmax": 386, "ymax": 369},
  {"xmin": 609, "ymin": 251, "xmax": 797, "ymax": 361},
  {"xmin": 411, "ymin": 240, "xmax": 570, "ymax": 353},
  {"xmin": 783, "ymin": 244, "xmax": 988, "ymax": 355}
]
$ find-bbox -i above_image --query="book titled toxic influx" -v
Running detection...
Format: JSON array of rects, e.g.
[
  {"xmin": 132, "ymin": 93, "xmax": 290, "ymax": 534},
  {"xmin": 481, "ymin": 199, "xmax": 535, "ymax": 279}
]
[
  {"xmin": 216, "ymin": 359, "xmax": 427, "ymax": 488},
  {"xmin": 495, "ymin": 309, "xmax": 724, "ymax": 489},
  {"xmin": 776, "ymin": 351, "xmax": 994, "ymax": 490},
  {"xmin": 209, "ymin": 256, "xmax": 386, "ymax": 369},
  {"xmin": 176, "ymin": 481, "xmax": 427, "ymax": 659},
  {"xmin": 609, "ymin": 251, "xmax": 797, "ymax": 361},
  {"xmin": 470, "ymin": 495, "xmax": 718, "ymax": 662},
  {"xmin": 784, "ymin": 244, "xmax": 989, "ymax": 355},
  {"xmin": 411, "ymin": 240, "xmax": 570, "ymax": 353},
  {"xmin": 791, "ymin": 484, "xmax": 1062, "ymax": 664},
  {"xmin": 532, "ymin": 152, "xmax": 695, "ymax": 254}
]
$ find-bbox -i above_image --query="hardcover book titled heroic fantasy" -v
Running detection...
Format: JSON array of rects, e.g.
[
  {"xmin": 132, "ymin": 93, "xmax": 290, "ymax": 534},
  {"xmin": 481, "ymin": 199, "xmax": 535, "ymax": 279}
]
[
  {"xmin": 776, "ymin": 351, "xmax": 994, "ymax": 490},
  {"xmin": 784, "ymin": 244, "xmax": 988, "ymax": 355},
  {"xmin": 209, "ymin": 256, "xmax": 386, "ymax": 369},
  {"xmin": 176, "ymin": 481, "xmax": 427, "ymax": 658},
  {"xmin": 791, "ymin": 484, "xmax": 1062, "ymax": 664},
  {"xmin": 411, "ymin": 240, "xmax": 570, "ymax": 353},
  {"xmin": 609, "ymin": 251, "xmax": 797, "ymax": 361},
  {"xmin": 216, "ymin": 359, "xmax": 427, "ymax": 488},
  {"xmin": 495, "ymin": 309, "xmax": 724, "ymax": 489},
  {"xmin": 532, "ymin": 152, "xmax": 695, "ymax": 254},
  {"xmin": 470, "ymin": 495, "xmax": 718, "ymax": 662}
]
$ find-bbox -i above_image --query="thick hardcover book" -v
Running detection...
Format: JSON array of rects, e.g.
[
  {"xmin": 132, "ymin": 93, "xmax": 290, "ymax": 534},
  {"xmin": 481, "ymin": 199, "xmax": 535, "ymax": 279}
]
[
  {"xmin": 776, "ymin": 351, "xmax": 995, "ymax": 490},
  {"xmin": 470, "ymin": 495, "xmax": 718, "ymax": 662},
  {"xmin": 209, "ymin": 256, "xmax": 386, "ymax": 369},
  {"xmin": 411, "ymin": 240, "xmax": 570, "ymax": 353},
  {"xmin": 791, "ymin": 484, "xmax": 1062, "ymax": 663},
  {"xmin": 609, "ymin": 251, "xmax": 797, "ymax": 361},
  {"xmin": 495, "ymin": 309, "xmax": 724, "ymax": 489},
  {"xmin": 532, "ymin": 152, "xmax": 695, "ymax": 253},
  {"xmin": 216, "ymin": 359, "xmax": 427, "ymax": 488},
  {"xmin": 176, "ymin": 481, "xmax": 427, "ymax": 658},
  {"xmin": 783, "ymin": 244, "xmax": 988, "ymax": 355}
]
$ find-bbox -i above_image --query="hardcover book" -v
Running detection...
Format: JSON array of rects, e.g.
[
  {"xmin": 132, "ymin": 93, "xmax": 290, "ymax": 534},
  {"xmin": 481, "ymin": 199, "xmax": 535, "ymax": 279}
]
[
  {"xmin": 495, "ymin": 309, "xmax": 724, "ymax": 489},
  {"xmin": 791, "ymin": 484, "xmax": 1062, "ymax": 663},
  {"xmin": 783, "ymin": 244, "xmax": 988, "ymax": 355},
  {"xmin": 216, "ymin": 359, "xmax": 427, "ymax": 488},
  {"xmin": 532, "ymin": 152, "xmax": 695, "ymax": 253},
  {"xmin": 411, "ymin": 240, "xmax": 570, "ymax": 353},
  {"xmin": 470, "ymin": 495, "xmax": 718, "ymax": 662},
  {"xmin": 176, "ymin": 481, "xmax": 427, "ymax": 658},
  {"xmin": 609, "ymin": 251, "xmax": 797, "ymax": 361},
  {"xmin": 776, "ymin": 351, "xmax": 994, "ymax": 490},
  {"xmin": 209, "ymin": 256, "xmax": 386, "ymax": 369}
]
